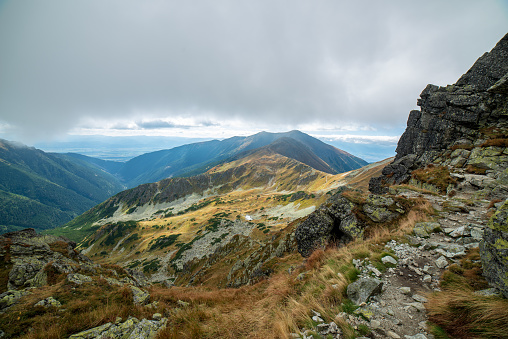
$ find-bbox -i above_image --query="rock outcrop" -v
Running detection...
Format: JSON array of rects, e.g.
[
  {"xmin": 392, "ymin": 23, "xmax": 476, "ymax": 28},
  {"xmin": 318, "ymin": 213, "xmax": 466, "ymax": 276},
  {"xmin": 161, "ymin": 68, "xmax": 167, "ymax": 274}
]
[
  {"xmin": 480, "ymin": 199, "xmax": 508, "ymax": 297},
  {"xmin": 295, "ymin": 191, "xmax": 408, "ymax": 257},
  {"xmin": 0, "ymin": 228, "xmax": 94, "ymax": 292},
  {"xmin": 295, "ymin": 193, "xmax": 363, "ymax": 257},
  {"xmin": 369, "ymin": 33, "xmax": 508, "ymax": 193}
]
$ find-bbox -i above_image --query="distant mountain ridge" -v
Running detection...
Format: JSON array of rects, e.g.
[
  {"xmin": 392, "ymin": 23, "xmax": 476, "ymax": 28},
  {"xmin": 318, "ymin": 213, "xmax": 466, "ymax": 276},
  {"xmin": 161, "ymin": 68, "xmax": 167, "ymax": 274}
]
[{"xmin": 87, "ymin": 130, "xmax": 368, "ymax": 187}]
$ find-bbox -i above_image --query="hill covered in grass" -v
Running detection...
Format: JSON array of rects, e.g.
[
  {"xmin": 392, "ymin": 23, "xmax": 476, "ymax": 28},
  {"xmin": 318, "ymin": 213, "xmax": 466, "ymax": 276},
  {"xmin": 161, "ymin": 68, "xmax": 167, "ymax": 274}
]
[{"xmin": 0, "ymin": 139, "xmax": 125, "ymax": 234}]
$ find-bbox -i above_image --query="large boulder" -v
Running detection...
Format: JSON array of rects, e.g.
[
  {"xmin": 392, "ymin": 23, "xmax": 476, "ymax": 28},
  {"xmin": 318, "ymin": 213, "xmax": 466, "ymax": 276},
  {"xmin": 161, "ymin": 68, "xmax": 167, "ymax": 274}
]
[
  {"xmin": 295, "ymin": 193, "xmax": 364, "ymax": 257},
  {"xmin": 480, "ymin": 199, "xmax": 508, "ymax": 298}
]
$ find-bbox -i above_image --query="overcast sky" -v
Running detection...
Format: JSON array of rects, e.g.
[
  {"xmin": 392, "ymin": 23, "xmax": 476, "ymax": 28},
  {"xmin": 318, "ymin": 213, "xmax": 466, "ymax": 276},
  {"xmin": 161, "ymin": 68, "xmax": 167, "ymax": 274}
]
[{"xmin": 0, "ymin": 0, "xmax": 507, "ymax": 146}]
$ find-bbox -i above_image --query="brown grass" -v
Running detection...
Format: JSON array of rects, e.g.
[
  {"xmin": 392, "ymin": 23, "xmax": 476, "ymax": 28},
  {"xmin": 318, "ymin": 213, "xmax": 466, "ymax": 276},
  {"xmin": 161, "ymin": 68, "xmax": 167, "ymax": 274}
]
[
  {"xmin": 465, "ymin": 165, "xmax": 487, "ymax": 175},
  {"xmin": 425, "ymin": 248, "xmax": 506, "ymax": 338},
  {"xmin": 411, "ymin": 165, "xmax": 457, "ymax": 193},
  {"xmin": 450, "ymin": 144, "xmax": 474, "ymax": 151},
  {"xmin": 480, "ymin": 138, "xmax": 508, "ymax": 148},
  {"xmin": 488, "ymin": 199, "xmax": 503, "ymax": 209},
  {"xmin": 427, "ymin": 289, "xmax": 508, "ymax": 338}
]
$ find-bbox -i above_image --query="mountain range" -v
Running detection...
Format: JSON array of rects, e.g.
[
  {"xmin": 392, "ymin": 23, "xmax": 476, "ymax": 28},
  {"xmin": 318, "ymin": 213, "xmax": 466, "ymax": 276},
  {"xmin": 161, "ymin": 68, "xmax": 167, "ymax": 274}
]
[
  {"xmin": 0, "ymin": 131, "xmax": 368, "ymax": 233},
  {"xmin": 80, "ymin": 130, "xmax": 368, "ymax": 188}
]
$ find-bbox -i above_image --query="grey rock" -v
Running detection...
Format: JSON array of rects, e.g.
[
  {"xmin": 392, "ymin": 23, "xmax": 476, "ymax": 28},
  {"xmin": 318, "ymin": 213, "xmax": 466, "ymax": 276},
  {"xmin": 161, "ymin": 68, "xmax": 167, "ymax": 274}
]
[
  {"xmin": 382, "ymin": 255, "xmax": 398, "ymax": 265},
  {"xmin": 405, "ymin": 334, "xmax": 427, "ymax": 339},
  {"xmin": 413, "ymin": 222, "xmax": 440, "ymax": 238},
  {"xmin": 480, "ymin": 199, "xmax": 508, "ymax": 298},
  {"xmin": 412, "ymin": 294, "xmax": 428, "ymax": 303},
  {"xmin": 35, "ymin": 296, "xmax": 61, "ymax": 308},
  {"xmin": 473, "ymin": 288, "xmax": 502, "ymax": 297},
  {"xmin": 295, "ymin": 193, "xmax": 364, "ymax": 257},
  {"xmin": 68, "ymin": 316, "xmax": 167, "ymax": 339},
  {"xmin": 0, "ymin": 289, "xmax": 31, "ymax": 310},
  {"xmin": 130, "ymin": 286, "xmax": 150, "ymax": 305},
  {"xmin": 67, "ymin": 273, "xmax": 93, "ymax": 285},
  {"xmin": 399, "ymin": 287, "xmax": 411, "ymax": 295},
  {"xmin": 346, "ymin": 277, "xmax": 383, "ymax": 305},
  {"xmin": 435, "ymin": 256, "xmax": 448, "ymax": 269}
]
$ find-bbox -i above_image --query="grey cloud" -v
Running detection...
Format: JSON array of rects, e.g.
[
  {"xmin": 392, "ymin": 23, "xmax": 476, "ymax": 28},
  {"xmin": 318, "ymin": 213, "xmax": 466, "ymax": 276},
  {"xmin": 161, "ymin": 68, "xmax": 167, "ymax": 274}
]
[{"xmin": 0, "ymin": 0, "xmax": 507, "ymax": 141}]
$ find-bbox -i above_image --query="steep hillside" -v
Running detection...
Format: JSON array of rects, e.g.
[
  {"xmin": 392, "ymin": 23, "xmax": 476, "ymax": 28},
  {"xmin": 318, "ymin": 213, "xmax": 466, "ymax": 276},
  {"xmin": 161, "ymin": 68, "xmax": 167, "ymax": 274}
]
[
  {"xmin": 0, "ymin": 139, "xmax": 125, "ymax": 234},
  {"xmin": 114, "ymin": 130, "xmax": 367, "ymax": 187}
]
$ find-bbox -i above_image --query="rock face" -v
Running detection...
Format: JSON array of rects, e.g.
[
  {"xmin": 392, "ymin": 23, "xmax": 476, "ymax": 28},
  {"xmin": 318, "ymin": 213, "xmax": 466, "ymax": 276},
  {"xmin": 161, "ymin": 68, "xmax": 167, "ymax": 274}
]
[
  {"xmin": 480, "ymin": 199, "xmax": 508, "ymax": 298},
  {"xmin": 295, "ymin": 193, "xmax": 363, "ymax": 257},
  {"xmin": 0, "ymin": 228, "xmax": 94, "ymax": 291},
  {"xmin": 369, "ymin": 33, "xmax": 508, "ymax": 193}
]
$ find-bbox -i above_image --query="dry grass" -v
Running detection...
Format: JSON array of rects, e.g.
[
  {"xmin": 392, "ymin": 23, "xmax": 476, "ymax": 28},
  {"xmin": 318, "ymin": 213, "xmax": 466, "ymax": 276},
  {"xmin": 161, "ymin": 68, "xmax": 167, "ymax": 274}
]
[
  {"xmin": 411, "ymin": 165, "xmax": 457, "ymax": 193},
  {"xmin": 465, "ymin": 164, "xmax": 487, "ymax": 175},
  {"xmin": 480, "ymin": 138, "xmax": 508, "ymax": 148},
  {"xmin": 427, "ymin": 289, "xmax": 508, "ymax": 338},
  {"xmin": 450, "ymin": 144, "xmax": 474, "ymax": 151},
  {"xmin": 425, "ymin": 248, "xmax": 507, "ymax": 338}
]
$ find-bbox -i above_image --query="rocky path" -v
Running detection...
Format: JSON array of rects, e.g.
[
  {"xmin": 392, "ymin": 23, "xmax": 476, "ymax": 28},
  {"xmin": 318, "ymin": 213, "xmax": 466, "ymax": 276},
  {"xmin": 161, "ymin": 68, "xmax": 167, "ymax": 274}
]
[{"xmin": 296, "ymin": 190, "xmax": 492, "ymax": 339}]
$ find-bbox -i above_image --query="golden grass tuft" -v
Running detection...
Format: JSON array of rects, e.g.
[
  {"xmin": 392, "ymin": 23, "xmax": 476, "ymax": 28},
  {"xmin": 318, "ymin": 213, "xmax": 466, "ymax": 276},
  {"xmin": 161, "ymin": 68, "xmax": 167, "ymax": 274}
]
[{"xmin": 426, "ymin": 289, "xmax": 508, "ymax": 339}]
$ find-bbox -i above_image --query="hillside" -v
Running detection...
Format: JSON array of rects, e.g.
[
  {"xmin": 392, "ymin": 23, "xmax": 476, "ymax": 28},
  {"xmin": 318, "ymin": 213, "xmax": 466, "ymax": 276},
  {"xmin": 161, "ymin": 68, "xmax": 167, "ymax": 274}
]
[
  {"xmin": 0, "ymin": 139, "xmax": 125, "ymax": 234},
  {"xmin": 47, "ymin": 149, "xmax": 386, "ymax": 289}
]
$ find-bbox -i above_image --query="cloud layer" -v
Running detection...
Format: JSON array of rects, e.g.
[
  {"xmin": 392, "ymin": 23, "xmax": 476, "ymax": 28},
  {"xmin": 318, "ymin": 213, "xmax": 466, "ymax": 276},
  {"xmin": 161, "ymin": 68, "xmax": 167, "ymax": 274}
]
[{"xmin": 0, "ymin": 0, "xmax": 507, "ymax": 142}]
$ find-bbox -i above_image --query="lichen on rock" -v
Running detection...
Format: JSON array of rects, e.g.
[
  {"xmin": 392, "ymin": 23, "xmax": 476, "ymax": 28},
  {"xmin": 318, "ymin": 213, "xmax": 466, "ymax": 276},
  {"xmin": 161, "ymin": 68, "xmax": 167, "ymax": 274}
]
[{"xmin": 480, "ymin": 199, "xmax": 508, "ymax": 297}]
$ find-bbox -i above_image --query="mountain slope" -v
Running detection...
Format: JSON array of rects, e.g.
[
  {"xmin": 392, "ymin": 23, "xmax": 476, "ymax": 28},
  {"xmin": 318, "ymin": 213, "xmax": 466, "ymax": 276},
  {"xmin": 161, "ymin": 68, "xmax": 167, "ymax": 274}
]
[
  {"xmin": 115, "ymin": 130, "xmax": 368, "ymax": 187},
  {"xmin": 0, "ymin": 139, "xmax": 125, "ymax": 233}
]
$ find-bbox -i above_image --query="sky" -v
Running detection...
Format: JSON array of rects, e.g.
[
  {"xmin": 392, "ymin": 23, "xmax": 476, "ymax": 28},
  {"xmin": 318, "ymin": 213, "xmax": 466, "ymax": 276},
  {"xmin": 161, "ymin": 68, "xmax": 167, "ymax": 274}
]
[{"xmin": 0, "ymin": 0, "xmax": 507, "ymax": 161}]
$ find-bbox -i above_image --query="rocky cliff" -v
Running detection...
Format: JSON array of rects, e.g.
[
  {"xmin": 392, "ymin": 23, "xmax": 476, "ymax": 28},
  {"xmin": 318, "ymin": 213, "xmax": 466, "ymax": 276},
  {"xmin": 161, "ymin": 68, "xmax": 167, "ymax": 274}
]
[
  {"xmin": 369, "ymin": 33, "xmax": 508, "ymax": 297},
  {"xmin": 369, "ymin": 33, "xmax": 508, "ymax": 194}
]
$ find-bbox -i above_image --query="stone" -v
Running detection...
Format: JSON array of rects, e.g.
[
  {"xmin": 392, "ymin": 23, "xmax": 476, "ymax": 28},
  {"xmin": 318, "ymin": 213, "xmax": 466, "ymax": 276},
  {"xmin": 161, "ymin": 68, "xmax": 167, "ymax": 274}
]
[
  {"xmin": 480, "ymin": 199, "xmax": 508, "ymax": 298},
  {"xmin": 35, "ymin": 296, "xmax": 61, "ymax": 308},
  {"xmin": 362, "ymin": 195, "xmax": 401, "ymax": 223},
  {"xmin": 0, "ymin": 289, "xmax": 31, "ymax": 310},
  {"xmin": 473, "ymin": 288, "xmax": 502, "ymax": 297},
  {"xmin": 423, "ymin": 275, "xmax": 432, "ymax": 283},
  {"xmin": 130, "ymin": 286, "xmax": 150, "ymax": 305},
  {"xmin": 412, "ymin": 294, "xmax": 428, "ymax": 303},
  {"xmin": 382, "ymin": 255, "xmax": 398, "ymax": 265},
  {"xmin": 406, "ymin": 302, "xmax": 425, "ymax": 312},
  {"xmin": 413, "ymin": 222, "xmax": 441, "ymax": 238},
  {"xmin": 387, "ymin": 330, "xmax": 401, "ymax": 338},
  {"xmin": 312, "ymin": 315, "xmax": 324, "ymax": 323},
  {"xmin": 153, "ymin": 313, "xmax": 162, "ymax": 321},
  {"xmin": 354, "ymin": 304, "xmax": 376, "ymax": 320},
  {"xmin": 399, "ymin": 287, "xmax": 411, "ymax": 295},
  {"xmin": 177, "ymin": 300, "xmax": 190, "ymax": 307},
  {"xmin": 68, "ymin": 316, "xmax": 167, "ymax": 339},
  {"xmin": 370, "ymin": 320, "xmax": 381, "ymax": 329},
  {"xmin": 346, "ymin": 277, "xmax": 383, "ymax": 305},
  {"xmin": 67, "ymin": 273, "xmax": 93, "ymax": 285},
  {"xmin": 405, "ymin": 334, "xmax": 427, "ymax": 339},
  {"xmin": 435, "ymin": 256, "xmax": 448, "ymax": 269},
  {"xmin": 449, "ymin": 226, "xmax": 467, "ymax": 238}
]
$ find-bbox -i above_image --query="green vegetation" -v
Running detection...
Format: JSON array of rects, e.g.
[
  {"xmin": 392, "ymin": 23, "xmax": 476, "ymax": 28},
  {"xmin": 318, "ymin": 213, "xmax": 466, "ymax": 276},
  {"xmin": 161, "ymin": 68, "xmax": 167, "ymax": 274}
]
[{"xmin": 149, "ymin": 234, "xmax": 181, "ymax": 251}]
